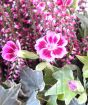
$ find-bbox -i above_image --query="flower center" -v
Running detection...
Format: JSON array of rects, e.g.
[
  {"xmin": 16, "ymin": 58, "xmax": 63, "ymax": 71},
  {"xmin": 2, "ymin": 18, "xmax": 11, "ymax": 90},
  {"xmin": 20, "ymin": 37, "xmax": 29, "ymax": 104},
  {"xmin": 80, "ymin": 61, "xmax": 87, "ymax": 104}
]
[{"xmin": 47, "ymin": 44, "xmax": 57, "ymax": 50}]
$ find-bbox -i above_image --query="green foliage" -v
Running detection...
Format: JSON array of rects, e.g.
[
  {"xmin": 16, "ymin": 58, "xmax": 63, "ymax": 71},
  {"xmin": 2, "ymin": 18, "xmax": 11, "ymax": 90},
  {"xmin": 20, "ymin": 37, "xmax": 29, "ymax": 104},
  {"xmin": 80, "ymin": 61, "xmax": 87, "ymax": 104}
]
[
  {"xmin": 44, "ymin": 67, "xmax": 56, "ymax": 89},
  {"xmin": 0, "ymin": 83, "xmax": 21, "ymax": 105},
  {"xmin": 18, "ymin": 50, "xmax": 39, "ymax": 59},
  {"xmin": 45, "ymin": 80, "xmax": 64, "ymax": 96},
  {"xmin": 20, "ymin": 67, "xmax": 45, "ymax": 93},
  {"xmin": 77, "ymin": 92, "xmax": 87, "ymax": 104},
  {"xmin": 71, "ymin": 0, "xmax": 79, "ymax": 10},
  {"xmin": 46, "ymin": 96, "xmax": 57, "ymax": 105},
  {"xmin": 36, "ymin": 62, "xmax": 53, "ymax": 71},
  {"xmin": 26, "ymin": 92, "xmax": 41, "ymax": 105},
  {"xmin": 53, "ymin": 65, "xmax": 75, "ymax": 81},
  {"xmin": 45, "ymin": 65, "xmax": 86, "ymax": 105},
  {"xmin": 76, "ymin": 12, "xmax": 88, "ymax": 37},
  {"xmin": 52, "ymin": 65, "xmax": 75, "ymax": 103},
  {"xmin": 6, "ymin": 7, "xmax": 11, "ymax": 13},
  {"xmin": 76, "ymin": 55, "xmax": 88, "ymax": 65},
  {"xmin": 76, "ymin": 55, "xmax": 88, "ymax": 104},
  {"xmin": 76, "ymin": 55, "xmax": 88, "ymax": 78},
  {"xmin": 20, "ymin": 67, "xmax": 45, "ymax": 105},
  {"xmin": 36, "ymin": 62, "xmax": 47, "ymax": 71}
]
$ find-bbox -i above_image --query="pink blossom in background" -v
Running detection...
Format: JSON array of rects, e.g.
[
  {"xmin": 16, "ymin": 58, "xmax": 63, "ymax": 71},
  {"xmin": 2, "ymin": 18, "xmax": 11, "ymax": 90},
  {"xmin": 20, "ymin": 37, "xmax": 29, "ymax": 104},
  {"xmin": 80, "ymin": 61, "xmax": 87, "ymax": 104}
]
[
  {"xmin": 36, "ymin": 2, "xmax": 46, "ymax": 12},
  {"xmin": 35, "ymin": 31, "xmax": 68, "ymax": 62},
  {"xmin": 2, "ymin": 40, "xmax": 21, "ymax": 61},
  {"xmin": 56, "ymin": 0, "xmax": 73, "ymax": 7}
]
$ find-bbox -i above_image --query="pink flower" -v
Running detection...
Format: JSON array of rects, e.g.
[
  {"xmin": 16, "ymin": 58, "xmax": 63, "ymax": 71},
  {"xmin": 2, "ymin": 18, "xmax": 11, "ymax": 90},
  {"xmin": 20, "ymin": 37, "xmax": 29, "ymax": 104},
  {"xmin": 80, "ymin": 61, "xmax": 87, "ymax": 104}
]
[
  {"xmin": 2, "ymin": 40, "xmax": 21, "ymax": 61},
  {"xmin": 37, "ymin": 2, "xmax": 46, "ymax": 12},
  {"xmin": 56, "ymin": 0, "xmax": 73, "ymax": 6},
  {"xmin": 68, "ymin": 80, "xmax": 77, "ymax": 91},
  {"xmin": 35, "ymin": 31, "xmax": 68, "ymax": 62}
]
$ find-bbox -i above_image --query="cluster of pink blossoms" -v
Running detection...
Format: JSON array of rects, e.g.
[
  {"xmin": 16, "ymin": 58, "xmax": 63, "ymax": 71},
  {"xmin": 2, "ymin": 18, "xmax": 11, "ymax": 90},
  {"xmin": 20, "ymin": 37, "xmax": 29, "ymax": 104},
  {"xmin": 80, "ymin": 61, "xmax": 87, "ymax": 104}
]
[{"xmin": 0, "ymin": 0, "xmax": 88, "ymax": 80}]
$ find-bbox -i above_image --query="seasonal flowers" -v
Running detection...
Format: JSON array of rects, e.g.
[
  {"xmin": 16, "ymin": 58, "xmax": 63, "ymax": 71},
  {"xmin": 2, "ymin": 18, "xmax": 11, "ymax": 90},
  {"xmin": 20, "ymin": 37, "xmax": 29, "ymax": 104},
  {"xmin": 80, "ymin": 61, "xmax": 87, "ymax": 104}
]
[
  {"xmin": 2, "ymin": 40, "xmax": 21, "ymax": 61},
  {"xmin": 0, "ymin": 0, "xmax": 88, "ymax": 105},
  {"xmin": 35, "ymin": 31, "xmax": 68, "ymax": 62}
]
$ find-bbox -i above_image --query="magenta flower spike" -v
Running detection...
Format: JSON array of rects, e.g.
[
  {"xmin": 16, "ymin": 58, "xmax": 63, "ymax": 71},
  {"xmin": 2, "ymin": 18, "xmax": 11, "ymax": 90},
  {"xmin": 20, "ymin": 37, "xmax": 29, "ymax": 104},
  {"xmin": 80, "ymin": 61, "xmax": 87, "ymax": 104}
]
[
  {"xmin": 2, "ymin": 40, "xmax": 21, "ymax": 62},
  {"xmin": 35, "ymin": 31, "xmax": 68, "ymax": 62}
]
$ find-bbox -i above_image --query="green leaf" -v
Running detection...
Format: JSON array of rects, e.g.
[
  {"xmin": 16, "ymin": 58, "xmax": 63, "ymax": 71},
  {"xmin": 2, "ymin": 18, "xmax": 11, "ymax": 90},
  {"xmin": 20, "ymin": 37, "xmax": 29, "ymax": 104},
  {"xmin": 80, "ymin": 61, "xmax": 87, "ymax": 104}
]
[
  {"xmin": 44, "ymin": 67, "xmax": 56, "ymax": 89},
  {"xmin": 82, "ymin": 64, "xmax": 88, "ymax": 78},
  {"xmin": 71, "ymin": 0, "xmax": 79, "ymax": 9},
  {"xmin": 76, "ymin": 13, "xmax": 88, "ymax": 37},
  {"xmin": 26, "ymin": 92, "xmax": 40, "ymax": 105},
  {"xmin": 87, "ymin": 52, "xmax": 88, "ymax": 56},
  {"xmin": 46, "ymin": 63, "xmax": 54, "ymax": 71},
  {"xmin": 77, "ymin": 92, "xmax": 87, "ymax": 104},
  {"xmin": 36, "ymin": 62, "xmax": 47, "ymax": 71},
  {"xmin": 83, "ymin": 69, "xmax": 88, "ymax": 78},
  {"xmin": 53, "ymin": 65, "xmax": 74, "ymax": 81},
  {"xmin": 36, "ymin": 62, "xmax": 53, "ymax": 71},
  {"xmin": 45, "ymin": 65, "xmax": 83, "ymax": 105},
  {"xmin": 0, "ymin": 84, "xmax": 21, "ymax": 105},
  {"xmin": 18, "ymin": 50, "xmax": 39, "ymax": 59},
  {"xmin": 76, "ymin": 55, "xmax": 88, "ymax": 64},
  {"xmin": 58, "ymin": 94, "xmax": 64, "ymax": 101},
  {"xmin": 83, "ymin": 65, "xmax": 88, "ymax": 71},
  {"xmin": 69, "ymin": 98, "xmax": 86, "ymax": 105},
  {"xmin": 45, "ymin": 80, "xmax": 64, "ymax": 96},
  {"xmin": 46, "ymin": 96, "xmax": 57, "ymax": 105},
  {"xmin": 76, "ymin": 55, "xmax": 88, "ymax": 78},
  {"xmin": 76, "ymin": 13, "xmax": 88, "ymax": 26},
  {"xmin": 20, "ymin": 67, "xmax": 45, "ymax": 94},
  {"xmin": 53, "ymin": 64, "xmax": 77, "ymax": 71},
  {"xmin": 6, "ymin": 7, "xmax": 11, "ymax": 13},
  {"xmin": 76, "ymin": 81, "xmax": 84, "ymax": 93}
]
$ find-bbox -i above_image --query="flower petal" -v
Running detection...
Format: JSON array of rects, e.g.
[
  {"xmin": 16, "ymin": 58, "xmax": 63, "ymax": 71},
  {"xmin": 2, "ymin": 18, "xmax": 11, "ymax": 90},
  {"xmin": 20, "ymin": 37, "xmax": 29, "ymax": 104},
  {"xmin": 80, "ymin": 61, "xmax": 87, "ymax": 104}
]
[
  {"xmin": 39, "ymin": 48, "xmax": 54, "ymax": 61},
  {"xmin": 2, "ymin": 53, "xmax": 16, "ymax": 61},
  {"xmin": 46, "ymin": 31, "xmax": 60, "ymax": 44},
  {"xmin": 2, "ymin": 45, "xmax": 14, "ymax": 54},
  {"xmin": 6, "ymin": 41, "xmax": 17, "ymax": 49},
  {"xmin": 35, "ymin": 37, "xmax": 47, "ymax": 52},
  {"xmin": 57, "ymin": 36, "xmax": 68, "ymax": 46},
  {"xmin": 46, "ymin": 31, "xmax": 54, "ymax": 43},
  {"xmin": 65, "ymin": 0, "xmax": 73, "ymax": 6},
  {"xmin": 56, "ymin": 0, "xmax": 63, "ymax": 5},
  {"xmin": 16, "ymin": 40, "xmax": 21, "ymax": 50},
  {"xmin": 51, "ymin": 47, "xmax": 67, "ymax": 58},
  {"xmin": 2, "ymin": 41, "xmax": 20, "ymax": 61}
]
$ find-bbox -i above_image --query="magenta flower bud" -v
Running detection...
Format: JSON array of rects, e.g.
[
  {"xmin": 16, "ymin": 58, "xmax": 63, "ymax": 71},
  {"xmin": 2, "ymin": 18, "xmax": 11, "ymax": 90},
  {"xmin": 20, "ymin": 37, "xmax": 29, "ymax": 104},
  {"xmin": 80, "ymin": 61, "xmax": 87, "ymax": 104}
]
[
  {"xmin": 2, "ymin": 40, "xmax": 21, "ymax": 62},
  {"xmin": 68, "ymin": 80, "xmax": 77, "ymax": 91}
]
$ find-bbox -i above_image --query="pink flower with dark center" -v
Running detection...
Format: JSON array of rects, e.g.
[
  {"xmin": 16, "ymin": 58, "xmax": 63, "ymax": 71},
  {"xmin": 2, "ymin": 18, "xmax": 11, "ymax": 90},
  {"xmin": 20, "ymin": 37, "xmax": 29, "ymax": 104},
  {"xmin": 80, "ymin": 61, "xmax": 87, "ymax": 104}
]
[
  {"xmin": 56, "ymin": 0, "xmax": 73, "ymax": 7},
  {"xmin": 2, "ymin": 40, "xmax": 21, "ymax": 61},
  {"xmin": 68, "ymin": 80, "xmax": 77, "ymax": 91},
  {"xmin": 35, "ymin": 31, "xmax": 68, "ymax": 62}
]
